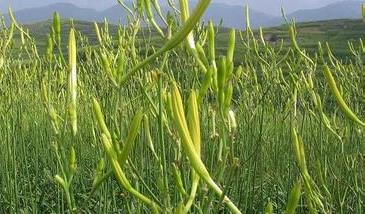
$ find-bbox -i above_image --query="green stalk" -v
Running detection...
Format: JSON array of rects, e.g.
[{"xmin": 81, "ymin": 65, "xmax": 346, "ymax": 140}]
[{"xmin": 120, "ymin": 0, "xmax": 212, "ymax": 85}]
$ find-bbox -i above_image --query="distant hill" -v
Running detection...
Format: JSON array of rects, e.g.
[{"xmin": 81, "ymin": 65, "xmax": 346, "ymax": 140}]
[
  {"xmin": 2, "ymin": 1, "xmax": 364, "ymax": 29},
  {"xmin": 19, "ymin": 18, "xmax": 365, "ymax": 61},
  {"xmin": 2, "ymin": 2, "xmax": 274, "ymax": 29},
  {"xmin": 3, "ymin": 3, "xmax": 99, "ymax": 24},
  {"xmin": 269, "ymin": 1, "xmax": 363, "ymax": 26},
  {"xmin": 0, "ymin": 0, "xmax": 116, "ymax": 12}
]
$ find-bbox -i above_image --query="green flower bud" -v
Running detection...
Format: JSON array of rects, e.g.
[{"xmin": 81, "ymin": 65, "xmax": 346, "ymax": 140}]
[
  {"xmin": 68, "ymin": 28, "xmax": 77, "ymax": 136},
  {"xmin": 53, "ymin": 12, "xmax": 61, "ymax": 45},
  {"xmin": 324, "ymin": 65, "xmax": 365, "ymax": 127},
  {"xmin": 94, "ymin": 22, "xmax": 102, "ymax": 45},
  {"xmin": 227, "ymin": 29, "xmax": 236, "ymax": 63},
  {"xmin": 92, "ymin": 98, "xmax": 111, "ymax": 140},
  {"xmin": 285, "ymin": 181, "xmax": 302, "ymax": 214},
  {"xmin": 69, "ymin": 146, "xmax": 77, "ymax": 174}
]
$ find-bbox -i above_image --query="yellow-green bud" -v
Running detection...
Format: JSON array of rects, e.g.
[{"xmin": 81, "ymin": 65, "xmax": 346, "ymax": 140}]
[
  {"xmin": 53, "ymin": 12, "xmax": 61, "ymax": 45},
  {"xmin": 285, "ymin": 181, "xmax": 302, "ymax": 214},
  {"xmin": 69, "ymin": 146, "xmax": 77, "ymax": 173}
]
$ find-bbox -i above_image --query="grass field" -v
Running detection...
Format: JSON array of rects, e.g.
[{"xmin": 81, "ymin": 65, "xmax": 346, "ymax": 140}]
[
  {"xmin": 0, "ymin": 1, "xmax": 364, "ymax": 213},
  {"xmin": 11, "ymin": 18, "xmax": 365, "ymax": 60}
]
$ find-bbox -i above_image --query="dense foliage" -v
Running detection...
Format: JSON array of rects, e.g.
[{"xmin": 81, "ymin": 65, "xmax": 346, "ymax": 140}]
[{"xmin": 0, "ymin": 1, "xmax": 364, "ymax": 213}]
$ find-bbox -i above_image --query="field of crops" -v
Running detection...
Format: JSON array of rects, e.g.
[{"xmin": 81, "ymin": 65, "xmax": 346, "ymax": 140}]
[{"xmin": 0, "ymin": 0, "xmax": 364, "ymax": 213}]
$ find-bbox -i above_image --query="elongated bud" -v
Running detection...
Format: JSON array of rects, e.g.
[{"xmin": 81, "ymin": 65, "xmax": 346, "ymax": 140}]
[
  {"xmin": 94, "ymin": 22, "xmax": 102, "ymax": 45},
  {"xmin": 166, "ymin": 92, "xmax": 175, "ymax": 120},
  {"xmin": 54, "ymin": 175, "xmax": 66, "ymax": 188},
  {"xmin": 172, "ymin": 163, "xmax": 187, "ymax": 196},
  {"xmin": 217, "ymin": 56, "xmax": 227, "ymax": 107},
  {"xmin": 264, "ymin": 201, "xmax": 273, "ymax": 214},
  {"xmin": 208, "ymin": 21, "xmax": 216, "ymax": 62},
  {"xmin": 53, "ymin": 12, "xmax": 61, "ymax": 45},
  {"xmin": 20, "ymin": 27, "xmax": 25, "ymax": 44},
  {"xmin": 68, "ymin": 28, "xmax": 77, "ymax": 136},
  {"xmin": 100, "ymin": 52, "xmax": 117, "ymax": 86},
  {"xmin": 101, "ymin": 133, "xmax": 160, "ymax": 210},
  {"xmin": 49, "ymin": 105, "xmax": 60, "ymax": 134},
  {"xmin": 92, "ymin": 98, "xmax": 111, "ymax": 140},
  {"xmin": 199, "ymin": 67, "xmax": 213, "ymax": 101},
  {"xmin": 69, "ymin": 146, "xmax": 77, "ymax": 173},
  {"xmin": 143, "ymin": 115, "xmax": 158, "ymax": 159},
  {"xmin": 224, "ymin": 83, "xmax": 233, "ymax": 111},
  {"xmin": 228, "ymin": 110, "xmax": 237, "ymax": 131},
  {"xmin": 259, "ymin": 27, "xmax": 266, "ymax": 46},
  {"xmin": 97, "ymin": 158, "xmax": 106, "ymax": 172},
  {"xmin": 46, "ymin": 34, "xmax": 54, "ymax": 61},
  {"xmin": 196, "ymin": 43, "xmax": 209, "ymax": 67},
  {"xmin": 227, "ymin": 29, "xmax": 236, "ymax": 63},
  {"xmin": 100, "ymin": 52, "xmax": 113, "ymax": 75},
  {"xmin": 144, "ymin": 0, "xmax": 154, "ymax": 19},
  {"xmin": 285, "ymin": 181, "xmax": 302, "ymax": 214},
  {"xmin": 171, "ymin": 83, "xmax": 210, "ymax": 179},
  {"xmin": 179, "ymin": 0, "xmax": 196, "ymax": 49},
  {"xmin": 324, "ymin": 65, "xmax": 365, "ymax": 127},
  {"xmin": 362, "ymin": 3, "xmax": 365, "ymax": 22},
  {"xmin": 41, "ymin": 80, "xmax": 49, "ymax": 103},
  {"xmin": 187, "ymin": 90, "xmax": 201, "ymax": 155},
  {"xmin": 119, "ymin": 110, "xmax": 143, "ymax": 165},
  {"xmin": 291, "ymin": 128, "xmax": 304, "ymax": 171},
  {"xmin": 217, "ymin": 56, "xmax": 227, "ymax": 90},
  {"xmin": 245, "ymin": 5, "xmax": 251, "ymax": 30},
  {"xmin": 92, "ymin": 158, "xmax": 105, "ymax": 187},
  {"xmin": 289, "ymin": 26, "xmax": 298, "ymax": 50}
]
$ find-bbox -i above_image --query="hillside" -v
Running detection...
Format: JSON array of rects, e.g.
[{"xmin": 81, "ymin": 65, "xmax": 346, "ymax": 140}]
[
  {"xmin": 2, "ymin": 1, "xmax": 364, "ymax": 29},
  {"xmin": 18, "ymin": 19, "xmax": 365, "ymax": 60},
  {"xmin": 2, "ymin": 2, "xmax": 274, "ymax": 29},
  {"xmin": 269, "ymin": 0, "xmax": 363, "ymax": 26}
]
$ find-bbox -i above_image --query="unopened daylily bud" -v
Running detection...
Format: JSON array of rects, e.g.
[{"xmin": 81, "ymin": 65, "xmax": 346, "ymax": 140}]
[
  {"xmin": 187, "ymin": 91, "xmax": 201, "ymax": 155},
  {"xmin": 54, "ymin": 175, "xmax": 66, "ymax": 188},
  {"xmin": 92, "ymin": 158, "xmax": 105, "ymax": 187},
  {"xmin": 228, "ymin": 110, "xmax": 237, "ymax": 131},
  {"xmin": 324, "ymin": 65, "xmax": 365, "ymax": 127},
  {"xmin": 171, "ymin": 83, "xmax": 210, "ymax": 179},
  {"xmin": 20, "ymin": 27, "xmax": 25, "ymax": 44},
  {"xmin": 224, "ymin": 83, "xmax": 233, "ymax": 110},
  {"xmin": 46, "ymin": 34, "xmax": 54, "ymax": 61},
  {"xmin": 94, "ymin": 22, "xmax": 102, "ymax": 45},
  {"xmin": 69, "ymin": 146, "xmax": 77, "ymax": 173},
  {"xmin": 143, "ymin": 115, "xmax": 158, "ymax": 159},
  {"xmin": 166, "ymin": 92, "xmax": 174, "ymax": 120},
  {"xmin": 208, "ymin": 21, "xmax": 216, "ymax": 62},
  {"xmin": 92, "ymin": 98, "xmax": 111, "ymax": 140},
  {"xmin": 227, "ymin": 29, "xmax": 236, "ymax": 63},
  {"xmin": 116, "ymin": 49, "xmax": 126, "ymax": 83},
  {"xmin": 199, "ymin": 67, "xmax": 213, "ymax": 101},
  {"xmin": 264, "ymin": 201, "xmax": 273, "ymax": 214},
  {"xmin": 48, "ymin": 105, "xmax": 60, "ymax": 134},
  {"xmin": 285, "ymin": 181, "xmax": 302, "ymax": 214},
  {"xmin": 68, "ymin": 28, "xmax": 77, "ymax": 136},
  {"xmin": 217, "ymin": 56, "xmax": 227, "ymax": 91},
  {"xmin": 196, "ymin": 43, "xmax": 209, "ymax": 67},
  {"xmin": 171, "ymin": 83, "xmax": 241, "ymax": 214},
  {"xmin": 172, "ymin": 163, "xmax": 187, "ymax": 196},
  {"xmin": 100, "ymin": 52, "xmax": 117, "ymax": 86},
  {"xmin": 53, "ymin": 12, "xmax": 61, "ymax": 45},
  {"xmin": 119, "ymin": 110, "xmax": 143, "ymax": 166}
]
